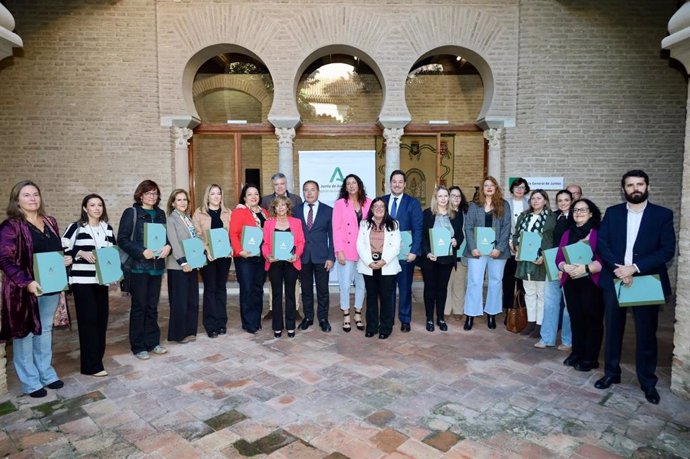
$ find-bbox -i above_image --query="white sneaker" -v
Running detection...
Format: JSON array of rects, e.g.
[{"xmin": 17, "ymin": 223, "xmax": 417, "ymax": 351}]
[
  {"xmin": 557, "ymin": 344, "xmax": 572, "ymax": 351},
  {"xmin": 151, "ymin": 345, "xmax": 168, "ymax": 355},
  {"xmin": 533, "ymin": 340, "xmax": 548, "ymax": 349},
  {"xmin": 135, "ymin": 351, "xmax": 150, "ymax": 360}
]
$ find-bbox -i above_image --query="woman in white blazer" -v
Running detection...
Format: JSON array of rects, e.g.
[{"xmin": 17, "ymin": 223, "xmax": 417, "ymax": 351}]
[{"xmin": 357, "ymin": 197, "xmax": 401, "ymax": 339}]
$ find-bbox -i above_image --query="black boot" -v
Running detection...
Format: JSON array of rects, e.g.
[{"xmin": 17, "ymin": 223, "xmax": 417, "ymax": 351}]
[
  {"xmin": 520, "ymin": 321, "xmax": 536, "ymax": 336},
  {"xmin": 530, "ymin": 324, "xmax": 541, "ymax": 338},
  {"xmin": 487, "ymin": 314, "xmax": 496, "ymax": 329},
  {"xmin": 464, "ymin": 316, "xmax": 474, "ymax": 331}
]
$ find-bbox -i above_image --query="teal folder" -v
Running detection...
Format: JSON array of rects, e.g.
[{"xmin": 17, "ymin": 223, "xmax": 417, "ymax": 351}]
[
  {"xmin": 272, "ymin": 231, "xmax": 295, "ymax": 261},
  {"xmin": 241, "ymin": 225, "xmax": 263, "ymax": 257},
  {"xmin": 457, "ymin": 237, "xmax": 467, "ymax": 259},
  {"xmin": 206, "ymin": 228, "xmax": 231, "ymax": 259},
  {"xmin": 430, "ymin": 227, "xmax": 453, "ymax": 257},
  {"xmin": 615, "ymin": 275, "xmax": 666, "ymax": 307},
  {"xmin": 94, "ymin": 246, "xmax": 124, "ymax": 285},
  {"xmin": 563, "ymin": 241, "xmax": 593, "ymax": 265},
  {"xmin": 144, "ymin": 223, "xmax": 166, "ymax": 255},
  {"xmin": 517, "ymin": 231, "xmax": 542, "ymax": 262},
  {"xmin": 543, "ymin": 247, "xmax": 559, "ymax": 282},
  {"xmin": 399, "ymin": 231, "xmax": 412, "ymax": 260},
  {"xmin": 182, "ymin": 237, "xmax": 207, "ymax": 269},
  {"xmin": 475, "ymin": 227, "xmax": 496, "ymax": 256},
  {"xmin": 33, "ymin": 251, "xmax": 68, "ymax": 294}
]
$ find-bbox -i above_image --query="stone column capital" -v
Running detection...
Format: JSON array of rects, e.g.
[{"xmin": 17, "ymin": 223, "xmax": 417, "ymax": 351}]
[
  {"xmin": 173, "ymin": 126, "xmax": 193, "ymax": 148},
  {"xmin": 383, "ymin": 127, "xmax": 404, "ymax": 148},
  {"xmin": 275, "ymin": 127, "xmax": 296, "ymax": 148},
  {"xmin": 483, "ymin": 127, "xmax": 504, "ymax": 149}
]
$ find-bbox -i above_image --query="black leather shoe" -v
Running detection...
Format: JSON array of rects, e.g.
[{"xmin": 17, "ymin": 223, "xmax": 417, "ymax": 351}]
[
  {"xmin": 464, "ymin": 316, "xmax": 473, "ymax": 331},
  {"xmin": 400, "ymin": 323, "xmax": 411, "ymax": 332},
  {"xmin": 319, "ymin": 320, "xmax": 331, "ymax": 332},
  {"xmin": 594, "ymin": 375, "xmax": 621, "ymax": 389},
  {"xmin": 207, "ymin": 330, "xmax": 219, "ymax": 338},
  {"xmin": 29, "ymin": 388, "xmax": 47, "ymax": 398},
  {"xmin": 365, "ymin": 331, "xmax": 375, "ymax": 338},
  {"xmin": 299, "ymin": 318, "xmax": 313, "ymax": 330},
  {"xmin": 378, "ymin": 333, "xmax": 389, "ymax": 339},
  {"xmin": 274, "ymin": 331, "xmax": 282, "ymax": 338},
  {"xmin": 574, "ymin": 361, "xmax": 595, "ymax": 372},
  {"xmin": 563, "ymin": 354, "xmax": 579, "ymax": 367},
  {"xmin": 47, "ymin": 380, "xmax": 64, "ymax": 390},
  {"xmin": 287, "ymin": 330, "xmax": 295, "ymax": 338},
  {"xmin": 437, "ymin": 320, "xmax": 448, "ymax": 332},
  {"xmin": 487, "ymin": 315, "xmax": 496, "ymax": 329},
  {"xmin": 426, "ymin": 321, "xmax": 435, "ymax": 332},
  {"xmin": 218, "ymin": 327, "xmax": 227, "ymax": 335},
  {"xmin": 643, "ymin": 386, "xmax": 660, "ymax": 404}
]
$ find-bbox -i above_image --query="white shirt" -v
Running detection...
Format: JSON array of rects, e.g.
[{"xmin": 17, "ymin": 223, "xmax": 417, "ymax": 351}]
[
  {"xmin": 511, "ymin": 199, "xmax": 525, "ymax": 232},
  {"xmin": 625, "ymin": 201, "xmax": 647, "ymax": 267},
  {"xmin": 388, "ymin": 193, "xmax": 404, "ymax": 218},
  {"xmin": 303, "ymin": 200, "xmax": 320, "ymax": 223}
]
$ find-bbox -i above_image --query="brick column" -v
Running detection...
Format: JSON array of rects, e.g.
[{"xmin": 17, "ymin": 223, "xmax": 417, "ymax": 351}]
[
  {"xmin": 483, "ymin": 127, "xmax": 504, "ymax": 180},
  {"xmin": 383, "ymin": 128, "xmax": 404, "ymax": 194},
  {"xmin": 662, "ymin": 2, "xmax": 690, "ymax": 401},
  {"xmin": 275, "ymin": 127, "xmax": 296, "ymax": 190}
]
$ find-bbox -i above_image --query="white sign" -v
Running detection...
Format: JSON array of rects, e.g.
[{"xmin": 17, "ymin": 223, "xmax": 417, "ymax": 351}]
[
  {"xmin": 514, "ymin": 177, "xmax": 564, "ymax": 190},
  {"xmin": 298, "ymin": 150, "xmax": 376, "ymax": 206}
]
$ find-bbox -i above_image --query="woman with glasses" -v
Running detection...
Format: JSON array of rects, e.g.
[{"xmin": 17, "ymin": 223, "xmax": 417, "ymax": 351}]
[
  {"xmin": 357, "ymin": 197, "xmax": 401, "ymax": 339},
  {"xmin": 420, "ymin": 186, "xmax": 463, "ymax": 332},
  {"xmin": 118, "ymin": 180, "xmax": 171, "ymax": 360},
  {"xmin": 556, "ymin": 198, "xmax": 604, "ymax": 372},
  {"xmin": 444, "ymin": 186, "xmax": 469, "ymax": 321},
  {"xmin": 512, "ymin": 189, "xmax": 556, "ymax": 338},
  {"xmin": 504, "ymin": 178, "xmax": 530, "ymax": 312},
  {"xmin": 333, "ymin": 174, "xmax": 372, "ymax": 332},
  {"xmin": 463, "ymin": 176, "xmax": 512, "ymax": 330}
]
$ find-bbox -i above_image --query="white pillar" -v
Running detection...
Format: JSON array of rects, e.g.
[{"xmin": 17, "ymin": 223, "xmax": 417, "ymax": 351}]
[
  {"xmin": 0, "ymin": 4, "xmax": 22, "ymax": 63},
  {"xmin": 383, "ymin": 127, "xmax": 404, "ymax": 194},
  {"xmin": 172, "ymin": 127, "xmax": 193, "ymax": 191},
  {"xmin": 483, "ymin": 127, "xmax": 504, "ymax": 180},
  {"xmin": 275, "ymin": 127, "xmax": 296, "ymax": 190}
]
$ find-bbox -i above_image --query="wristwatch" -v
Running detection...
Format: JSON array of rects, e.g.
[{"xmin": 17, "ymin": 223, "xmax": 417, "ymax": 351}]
[{"xmin": 584, "ymin": 264, "xmax": 590, "ymax": 274}]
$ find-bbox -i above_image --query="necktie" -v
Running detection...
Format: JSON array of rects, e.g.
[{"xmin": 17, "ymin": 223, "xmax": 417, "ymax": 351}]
[
  {"xmin": 307, "ymin": 204, "xmax": 314, "ymax": 230},
  {"xmin": 391, "ymin": 197, "xmax": 399, "ymax": 219}
]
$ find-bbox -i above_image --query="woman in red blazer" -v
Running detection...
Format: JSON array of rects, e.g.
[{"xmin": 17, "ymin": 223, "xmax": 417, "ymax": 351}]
[
  {"xmin": 230, "ymin": 184, "xmax": 269, "ymax": 334},
  {"xmin": 261, "ymin": 196, "xmax": 305, "ymax": 338}
]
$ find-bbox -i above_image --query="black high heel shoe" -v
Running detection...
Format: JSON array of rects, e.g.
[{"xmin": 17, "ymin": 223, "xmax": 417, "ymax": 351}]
[
  {"xmin": 487, "ymin": 315, "xmax": 496, "ymax": 329},
  {"xmin": 464, "ymin": 316, "xmax": 474, "ymax": 331},
  {"xmin": 342, "ymin": 311, "xmax": 351, "ymax": 333},
  {"xmin": 354, "ymin": 309, "xmax": 365, "ymax": 331}
]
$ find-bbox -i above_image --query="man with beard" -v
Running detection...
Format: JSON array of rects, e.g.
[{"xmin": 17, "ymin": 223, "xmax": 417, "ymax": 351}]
[{"xmin": 595, "ymin": 170, "xmax": 675, "ymax": 404}]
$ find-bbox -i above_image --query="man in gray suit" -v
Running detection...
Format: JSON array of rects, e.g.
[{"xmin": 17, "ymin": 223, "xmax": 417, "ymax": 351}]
[{"xmin": 260, "ymin": 172, "xmax": 302, "ymax": 210}]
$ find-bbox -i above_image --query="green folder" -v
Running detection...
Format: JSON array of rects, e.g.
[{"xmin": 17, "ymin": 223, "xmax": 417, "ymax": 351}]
[
  {"xmin": 430, "ymin": 227, "xmax": 453, "ymax": 257},
  {"xmin": 94, "ymin": 246, "xmax": 124, "ymax": 285},
  {"xmin": 182, "ymin": 237, "xmax": 207, "ymax": 269},
  {"xmin": 272, "ymin": 231, "xmax": 295, "ymax": 261},
  {"xmin": 475, "ymin": 227, "xmax": 496, "ymax": 256},
  {"xmin": 206, "ymin": 228, "xmax": 231, "ymax": 259},
  {"xmin": 543, "ymin": 247, "xmax": 559, "ymax": 282},
  {"xmin": 615, "ymin": 274, "xmax": 665, "ymax": 307},
  {"xmin": 144, "ymin": 223, "xmax": 166, "ymax": 255},
  {"xmin": 563, "ymin": 240, "xmax": 593, "ymax": 265},
  {"xmin": 241, "ymin": 225, "xmax": 263, "ymax": 257},
  {"xmin": 517, "ymin": 231, "xmax": 542, "ymax": 262},
  {"xmin": 399, "ymin": 231, "xmax": 412, "ymax": 260},
  {"xmin": 457, "ymin": 237, "xmax": 467, "ymax": 259},
  {"xmin": 33, "ymin": 251, "xmax": 68, "ymax": 294}
]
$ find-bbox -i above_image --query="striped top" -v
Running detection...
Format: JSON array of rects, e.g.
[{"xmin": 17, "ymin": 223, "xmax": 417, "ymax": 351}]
[{"xmin": 62, "ymin": 221, "xmax": 117, "ymax": 285}]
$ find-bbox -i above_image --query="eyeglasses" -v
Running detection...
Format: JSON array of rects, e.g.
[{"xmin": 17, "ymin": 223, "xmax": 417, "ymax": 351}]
[
  {"xmin": 144, "ymin": 191, "xmax": 159, "ymax": 197},
  {"xmin": 513, "ymin": 186, "xmax": 526, "ymax": 191},
  {"xmin": 572, "ymin": 207, "xmax": 590, "ymax": 214}
]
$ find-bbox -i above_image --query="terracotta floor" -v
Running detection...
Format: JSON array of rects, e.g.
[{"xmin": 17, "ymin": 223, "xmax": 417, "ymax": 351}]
[{"xmin": 0, "ymin": 282, "xmax": 688, "ymax": 458}]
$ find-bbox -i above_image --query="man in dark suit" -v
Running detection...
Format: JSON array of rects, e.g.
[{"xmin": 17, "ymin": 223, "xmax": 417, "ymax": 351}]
[
  {"xmin": 296, "ymin": 180, "xmax": 335, "ymax": 332},
  {"xmin": 383, "ymin": 170, "xmax": 423, "ymax": 332},
  {"xmin": 595, "ymin": 169, "xmax": 675, "ymax": 404},
  {"xmin": 260, "ymin": 172, "xmax": 302, "ymax": 210}
]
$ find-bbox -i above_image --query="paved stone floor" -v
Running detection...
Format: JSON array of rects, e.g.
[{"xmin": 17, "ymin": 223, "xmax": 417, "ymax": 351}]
[{"xmin": 0, "ymin": 282, "xmax": 688, "ymax": 458}]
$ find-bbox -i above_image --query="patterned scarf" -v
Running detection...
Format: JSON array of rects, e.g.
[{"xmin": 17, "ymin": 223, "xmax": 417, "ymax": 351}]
[{"xmin": 517, "ymin": 208, "xmax": 550, "ymax": 235}]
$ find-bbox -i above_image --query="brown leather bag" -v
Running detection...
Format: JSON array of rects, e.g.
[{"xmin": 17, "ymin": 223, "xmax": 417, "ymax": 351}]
[{"xmin": 506, "ymin": 287, "xmax": 528, "ymax": 333}]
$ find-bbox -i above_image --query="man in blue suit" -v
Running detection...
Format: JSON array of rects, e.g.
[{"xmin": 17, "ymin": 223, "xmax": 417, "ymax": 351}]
[
  {"xmin": 383, "ymin": 170, "xmax": 423, "ymax": 332},
  {"xmin": 296, "ymin": 180, "xmax": 335, "ymax": 332},
  {"xmin": 595, "ymin": 170, "xmax": 675, "ymax": 404}
]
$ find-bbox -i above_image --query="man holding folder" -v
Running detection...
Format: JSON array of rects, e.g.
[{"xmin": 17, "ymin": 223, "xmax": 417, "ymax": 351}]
[{"xmin": 596, "ymin": 170, "xmax": 675, "ymax": 404}]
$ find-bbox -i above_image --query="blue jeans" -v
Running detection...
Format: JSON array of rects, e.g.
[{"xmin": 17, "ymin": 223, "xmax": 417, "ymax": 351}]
[
  {"xmin": 336, "ymin": 261, "xmax": 365, "ymax": 311},
  {"xmin": 464, "ymin": 256, "xmax": 507, "ymax": 316},
  {"xmin": 541, "ymin": 280, "xmax": 571, "ymax": 346},
  {"xmin": 13, "ymin": 294, "xmax": 60, "ymax": 393}
]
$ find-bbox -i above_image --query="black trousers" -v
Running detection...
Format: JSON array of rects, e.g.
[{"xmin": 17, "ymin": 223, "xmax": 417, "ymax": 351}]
[
  {"xmin": 72, "ymin": 283, "xmax": 109, "ymax": 375},
  {"xmin": 300, "ymin": 262, "xmax": 330, "ymax": 322},
  {"xmin": 563, "ymin": 276, "xmax": 604, "ymax": 365},
  {"xmin": 602, "ymin": 287, "xmax": 660, "ymax": 389},
  {"xmin": 128, "ymin": 272, "xmax": 162, "ymax": 354},
  {"xmin": 502, "ymin": 256, "xmax": 524, "ymax": 309},
  {"xmin": 420, "ymin": 260, "xmax": 454, "ymax": 322},
  {"xmin": 363, "ymin": 270, "xmax": 396, "ymax": 335},
  {"xmin": 167, "ymin": 269, "xmax": 200, "ymax": 341},
  {"xmin": 269, "ymin": 261, "xmax": 299, "ymax": 331},
  {"xmin": 200, "ymin": 257, "xmax": 231, "ymax": 332},
  {"xmin": 235, "ymin": 257, "xmax": 266, "ymax": 332}
]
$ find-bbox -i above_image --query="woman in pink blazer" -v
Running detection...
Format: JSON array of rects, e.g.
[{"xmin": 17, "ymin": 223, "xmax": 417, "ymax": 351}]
[
  {"xmin": 332, "ymin": 174, "xmax": 372, "ymax": 332},
  {"xmin": 261, "ymin": 196, "xmax": 305, "ymax": 338}
]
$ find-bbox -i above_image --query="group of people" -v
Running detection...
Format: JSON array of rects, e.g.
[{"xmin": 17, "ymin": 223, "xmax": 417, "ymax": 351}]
[{"xmin": 0, "ymin": 169, "xmax": 674, "ymax": 405}]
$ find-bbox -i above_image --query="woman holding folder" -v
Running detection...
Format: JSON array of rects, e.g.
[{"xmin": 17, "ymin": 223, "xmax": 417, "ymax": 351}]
[
  {"xmin": 462, "ymin": 176, "xmax": 512, "ymax": 331},
  {"xmin": 512, "ymin": 189, "xmax": 556, "ymax": 338},
  {"xmin": 193, "ymin": 184, "xmax": 232, "ymax": 339},
  {"xmin": 0, "ymin": 180, "xmax": 72, "ymax": 397},
  {"xmin": 419, "ymin": 186, "xmax": 463, "ymax": 332},
  {"xmin": 556, "ymin": 198, "xmax": 604, "ymax": 372},
  {"xmin": 165, "ymin": 189, "xmax": 200, "ymax": 344},
  {"xmin": 230, "ymin": 183, "xmax": 269, "ymax": 334},
  {"xmin": 444, "ymin": 186, "xmax": 469, "ymax": 320},
  {"xmin": 118, "ymin": 179, "xmax": 171, "ymax": 361},
  {"xmin": 62, "ymin": 194, "xmax": 116, "ymax": 377},
  {"xmin": 261, "ymin": 196, "xmax": 305, "ymax": 338}
]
